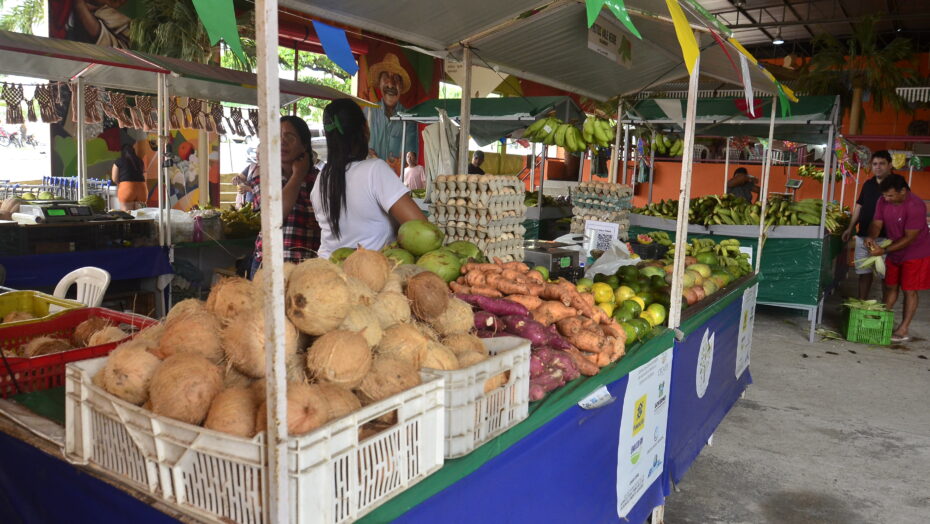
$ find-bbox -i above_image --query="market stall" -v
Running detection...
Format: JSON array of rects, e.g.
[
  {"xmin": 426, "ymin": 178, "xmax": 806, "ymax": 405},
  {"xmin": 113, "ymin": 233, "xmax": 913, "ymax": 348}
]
[
  {"xmin": 623, "ymin": 95, "xmax": 844, "ymax": 341},
  {"xmin": 0, "ymin": 1, "xmax": 796, "ymax": 523}
]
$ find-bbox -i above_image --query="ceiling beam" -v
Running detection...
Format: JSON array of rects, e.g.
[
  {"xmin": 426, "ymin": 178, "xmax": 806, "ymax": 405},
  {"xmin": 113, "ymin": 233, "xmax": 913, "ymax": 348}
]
[
  {"xmin": 833, "ymin": 0, "xmax": 857, "ymax": 33},
  {"xmin": 727, "ymin": 12, "xmax": 930, "ymax": 29},
  {"xmin": 726, "ymin": 0, "xmax": 776, "ymax": 42},
  {"xmin": 780, "ymin": 0, "xmax": 815, "ymax": 39}
]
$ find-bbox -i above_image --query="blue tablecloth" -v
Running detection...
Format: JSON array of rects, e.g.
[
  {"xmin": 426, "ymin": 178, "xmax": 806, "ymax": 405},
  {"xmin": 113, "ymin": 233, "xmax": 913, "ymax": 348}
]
[{"xmin": 0, "ymin": 247, "xmax": 172, "ymax": 288}]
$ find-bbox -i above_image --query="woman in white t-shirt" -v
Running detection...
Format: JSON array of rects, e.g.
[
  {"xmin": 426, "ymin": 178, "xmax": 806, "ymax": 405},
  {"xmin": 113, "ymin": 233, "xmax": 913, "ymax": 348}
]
[{"xmin": 311, "ymin": 99, "xmax": 426, "ymax": 259}]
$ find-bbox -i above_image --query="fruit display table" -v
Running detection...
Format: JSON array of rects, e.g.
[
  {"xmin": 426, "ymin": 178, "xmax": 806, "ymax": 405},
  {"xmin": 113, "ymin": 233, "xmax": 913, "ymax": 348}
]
[{"xmin": 0, "ymin": 276, "xmax": 757, "ymax": 524}]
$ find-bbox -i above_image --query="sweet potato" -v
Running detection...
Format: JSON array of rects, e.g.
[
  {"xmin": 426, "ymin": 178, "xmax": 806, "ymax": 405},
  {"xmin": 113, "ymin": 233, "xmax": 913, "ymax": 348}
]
[
  {"xmin": 529, "ymin": 383, "xmax": 548, "ymax": 401},
  {"xmin": 456, "ymin": 295, "xmax": 529, "ymax": 317},
  {"xmin": 474, "ymin": 311, "xmax": 501, "ymax": 333},
  {"xmin": 476, "ymin": 329, "xmax": 496, "ymax": 338},
  {"xmin": 530, "ymin": 354, "xmax": 545, "ymax": 378},
  {"xmin": 570, "ymin": 329, "xmax": 609, "ymax": 354},
  {"xmin": 600, "ymin": 321, "xmax": 627, "ymax": 343},
  {"xmin": 564, "ymin": 346, "xmax": 599, "ymax": 376},
  {"xmin": 556, "ymin": 317, "xmax": 585, "ymax": 337},
  {"xmin": 464, "ymin": 271, "xmax": 488, "ymax": 287},
  {"xmin": 500, "ymin": 315, "xmax": 550, "ymax": 346},
  {"xmin": 461, "ymin": 263, "xmax": 503, "ymax": 274},
  {"xmin": 507, "ymin": 294, "xmax": 543, "ymax": 311},
  {"xmin": 544, "ymin": 325, "xmax": 573, "ymax": 350},
  {"xmin": 525, "ymin": 270, "xmax": 545, "ymax": 284},
  {"xmin": 532, "ymin": 302, "xmax": 578, "ymax": 326}
]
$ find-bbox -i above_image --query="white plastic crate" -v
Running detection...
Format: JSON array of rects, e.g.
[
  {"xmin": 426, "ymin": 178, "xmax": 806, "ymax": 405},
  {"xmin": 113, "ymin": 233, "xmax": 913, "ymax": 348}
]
[
  {"xmin": 65, "ymin": 357, "xmax": 445, "ymax": 524},
  {"xmin": 423, "ymin": 336, "xmax": 530, "ymax": 458}
]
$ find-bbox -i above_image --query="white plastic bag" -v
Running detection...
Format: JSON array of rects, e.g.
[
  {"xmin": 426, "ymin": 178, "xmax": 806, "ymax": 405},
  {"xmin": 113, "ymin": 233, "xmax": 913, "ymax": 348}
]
[{"xmin": 584, "ymin": 239, "xmax": 639, "ymax": 279}]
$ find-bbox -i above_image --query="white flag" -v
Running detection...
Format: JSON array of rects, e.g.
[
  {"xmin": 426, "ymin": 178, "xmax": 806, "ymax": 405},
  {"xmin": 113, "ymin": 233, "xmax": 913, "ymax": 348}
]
[{"xmin": 740, "ymin": 54, "xmax": 755, "ymax": 117}]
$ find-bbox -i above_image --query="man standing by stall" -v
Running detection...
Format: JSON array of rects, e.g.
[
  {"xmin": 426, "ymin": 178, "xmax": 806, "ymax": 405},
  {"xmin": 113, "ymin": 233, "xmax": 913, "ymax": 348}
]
[
  {"xmin": 842, "ymin": 150, "xmax": 894, "ymax": 300},
  {"xmin": 725, "ymin": 167, "xmax": 759, "ymax": 202},
  {"xmin": 865, "ymin": 174, "xmax": 930, "ymax": 343}
]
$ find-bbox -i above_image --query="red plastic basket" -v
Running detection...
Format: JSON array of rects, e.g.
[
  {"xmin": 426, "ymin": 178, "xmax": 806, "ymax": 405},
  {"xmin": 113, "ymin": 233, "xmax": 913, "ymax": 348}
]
[{"xmin": 0, "ymin": 308, "xmax": 157, "ymax": 398}]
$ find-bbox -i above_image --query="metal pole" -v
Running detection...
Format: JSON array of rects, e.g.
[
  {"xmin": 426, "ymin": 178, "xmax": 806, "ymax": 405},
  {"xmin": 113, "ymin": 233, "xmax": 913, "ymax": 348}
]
[
  {"xmin": 578, "ymin": 150, "xmax": 585, "ymax": 182},
  {"xmin": 198, "ymin": 129, "xmax": 209, "ymax": 207},
  {"xmin": 908, "ymin": 163, "xmax": 914, "ymax": 187},
  {"xmin": 163, "ymin": 77, "xmax": 172, "ymax": 247},
  {"xmin": 529, "ymin": 142, "xmax": 536, "ymax": 189},
  {"xmin": 457, "ymin": 47, "xmax": 473, "ymax": 174},
  {"xmin": 610, "ymin": 104, "xmax": 622, "ymax": 184},
  {"xmin": 724, "ymin": 136, "xmax": 731, "ymax": 195},
  {"xmin": 648, "ymin": 130, "xmax": 656, "ymax": 204},
  {"xmin": 854, "ymin": 161, "xmax": 862, "ymax": 204},
  {"xmin": 818, "ymin": 118, "xmax": 836, "ymax": 241},
  {"xmin": 292, "ymin": 46, "xmax": 299, "ymax": 116},
  {"xmin": 257, "ymin": 0, "xmax": 289, "ymax": 522},
  {"xmin": 668, "ymin": 52, "xmax": 701, "ymax": 330},
  {"xmin": 76, "ymin": 77, "xmax": 87, "ymax": 199},
  {"xmin": 755, "ymin": 96, "xmax": 778, "ymax": 273},
  {"xmin": 621, "ymin": 124, "xmax": 630, "ymax": 185},
  {"xmin": 155, "ymin": 76, "xmax": 165, "ymax": 246},
  {"xmin": 537, "ymin": 146, "xmax": 546, "ymax": 211},
  {"xmin": 401, "ymin": 121, "xmax": 407, "ymax": 170}
]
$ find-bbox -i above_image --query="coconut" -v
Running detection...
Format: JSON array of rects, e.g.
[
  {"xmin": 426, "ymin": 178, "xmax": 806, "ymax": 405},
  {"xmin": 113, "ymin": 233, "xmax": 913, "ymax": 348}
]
[
  {"xmin": 87, "ymin": 326, "xmax": 128, "ymax": 347},
  {"xmin": 355, "ymin": 357, "xmax": 422, "ymax": 405},
  {"xmin": 305, "ymin": 330, "xmax": 372, "ymax": 389},
  {"xmin": 252, "ymin": 261, "xmax": 297, "ymax": 288},
  {"xmin": 405, "ymin": 272, "xmax": 449, "ymax": 322},
  {"xmin": 346, "ymin": 277, "xmax": 377, "ymax": 306},
  {"xmin": 149, "ymin": 353, "xmax": 223, "ymax": 425},
  {"xmin": 249, "ymin": 379, "xmax": 267, "ymax": 404},
  {"xmin": 431, "ymin": 298, "xmax": 473, "ymax": 336},
  {"xmin": 456, "ymin": 350, "xmax": 489, "ymax": 368},
  {"xmin": 443, "ymin": 333, "xmax": 487, "ymax": 356},
  {"xmin": 287, "ymin": 352, "xmax": 309, "ymax": 383},
  {"xmin": 420, "ymin": 342, "xmax": 459, "ymax": 371},
  {"xmin": 484, "ymin": 371, "xmax": 511, "ymax": 394},
  {"xmin": 338, "ymin": 305, "xmax": 382, "ymax": 348},
  {"xmin": 2, "ymin": 311, "xmax": 34, "ymax": 323},
  {"xmin": 372, "ymin": 291, "xmax": 411, "ymax": 329},
  {"xmin": 21, "ymin": 336, "xmax": 71, "ymax": 357},
  {"xmin": 254, "ymin": 382, "xmax": 330, "ymax": 436},
  {"xmin": 204, "ymin": 387, "xmax": 258, "ymax": 438},
  {"xmin": 98, "ymin": 340, "xmax": 162, "ymax": 405},
  {"xmin": 221, "ymin": 309, "xmax": 299, "ymax": 378},
  {"xmin": 133, "ymin": 323, "xmax": 165, "ymax": 352},
  {"xmin": 205, "ymin": 277, "xmax": 259, "ymax": 326},
  {"xmin": 376, "ymin": 324, "xmax": 429, "ymax": 368},
  {"xmin": 72, "ymin": 316, "xmax": 110, "ymax": 346},
  {"xmin": 393, "ymin": 264, "xmax": 427, "ymax": 284},
  {"xmin": 343, "ymin": 247, "xmax": 392, "ymax": 293},
  {"xmin": 223, "ymin": 365, "xmax": 253, "ymax": 388},
  {"xmin": 314, "ymin": 383, "xmax": 362, "ymax": 420},
  {"xmin": 165, "ymin": 298, "xmax": 206, "ymax": 323},
  {"xmin": 381, "ymin": 272, "xmax": 403, "ymax": 294},
  {"xmin": 286, "ymin": 260, "xmax": 351, "ymax": 335},
  {"xmin": 158, "ymin": 310, "xmax": 223, "ymax": 362}
]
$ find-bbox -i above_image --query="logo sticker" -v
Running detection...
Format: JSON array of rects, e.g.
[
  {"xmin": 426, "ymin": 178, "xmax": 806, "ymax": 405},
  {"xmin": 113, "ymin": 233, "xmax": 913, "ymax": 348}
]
[
  {"xmin": 633, "ymin": 394, "xmax": 647, "ymax": 436},
  {"xmin": 696, "ymin": 328, "xmax": 715, "ymax": 398}
]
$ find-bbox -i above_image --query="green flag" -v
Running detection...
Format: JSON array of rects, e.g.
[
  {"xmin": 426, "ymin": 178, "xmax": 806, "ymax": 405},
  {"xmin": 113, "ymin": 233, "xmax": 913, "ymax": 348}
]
[
  {"xmin": 586, "ymin": 0, "xmax": 642, "ymax": 39},
  {"xmin": 191, "ymin": 0, "xmax": 248, "ymax": 67}
]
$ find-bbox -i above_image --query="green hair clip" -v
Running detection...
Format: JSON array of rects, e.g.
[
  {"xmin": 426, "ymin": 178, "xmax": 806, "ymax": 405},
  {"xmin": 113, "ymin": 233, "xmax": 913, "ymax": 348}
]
[{"xmin": 324, "ymin": 115, "xmax": 343, "ymax": 135}]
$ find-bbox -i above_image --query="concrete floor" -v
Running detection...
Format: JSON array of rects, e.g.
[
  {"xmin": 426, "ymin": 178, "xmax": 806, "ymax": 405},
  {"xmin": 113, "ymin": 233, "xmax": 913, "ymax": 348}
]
[{"xmin": 662, "ymin": 273, "xmax": 930, "ymax": 524}]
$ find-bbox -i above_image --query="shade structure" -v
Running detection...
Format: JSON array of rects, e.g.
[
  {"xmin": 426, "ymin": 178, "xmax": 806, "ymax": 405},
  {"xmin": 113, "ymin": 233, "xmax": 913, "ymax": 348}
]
[
  {"xmin": 395, "ymin": 96, "xmax": 584, "ymax": 145},
  {"xmin": 281, "ymin": 0, "xmax": 783, "ymax": 100},
  {"xmin": 624, "ymin": 95, "xmax": 838, "ymax": 143}
]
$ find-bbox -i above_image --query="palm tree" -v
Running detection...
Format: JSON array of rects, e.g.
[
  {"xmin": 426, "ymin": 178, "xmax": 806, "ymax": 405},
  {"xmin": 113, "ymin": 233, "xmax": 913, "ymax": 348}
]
[
  {"xmin": 128, "ymin": 0, "xmax": 214, "ymax": 64},
  {"xmin": 0, "ymin": 0, "xmax": 45, "ymax": 34},
  {"xmin": 796, "ymin": 16, "xmax": 915, "ymax": 135}
]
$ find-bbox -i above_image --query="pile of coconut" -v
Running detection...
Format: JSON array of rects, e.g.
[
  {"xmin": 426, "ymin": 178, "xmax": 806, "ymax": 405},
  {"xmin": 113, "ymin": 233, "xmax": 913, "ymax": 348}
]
[
  {"xmin": 89, "ymin": 248, "xmax": 498, "ymax": 440},
  {"xmin": 5, "ymin": 316, "xmax": 134, "ymax": 359}
]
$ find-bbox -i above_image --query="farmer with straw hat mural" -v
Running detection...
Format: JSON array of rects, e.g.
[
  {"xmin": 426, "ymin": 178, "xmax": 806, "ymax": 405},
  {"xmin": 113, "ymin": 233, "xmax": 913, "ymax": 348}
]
[{"xmin": 367, "ymin": 53, "xmax": 418, "ymax": 174}]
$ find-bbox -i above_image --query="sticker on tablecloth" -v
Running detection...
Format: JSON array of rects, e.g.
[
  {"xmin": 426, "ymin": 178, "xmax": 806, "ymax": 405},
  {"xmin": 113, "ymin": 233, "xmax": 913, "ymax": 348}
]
[
  {"xmin": 696, "ymin": 328, "xmax": 715, "ymax": 399},
  {"xmin": 616, "ymin": 346, "xmax": 673, "ymax": 518},
  {"xmin": 736, "ymin": 284, "xmax": 758, "ymax": 378},
  {"xmin": 578, "ymin": 385, "xmax": 615, "ymax": 410}
]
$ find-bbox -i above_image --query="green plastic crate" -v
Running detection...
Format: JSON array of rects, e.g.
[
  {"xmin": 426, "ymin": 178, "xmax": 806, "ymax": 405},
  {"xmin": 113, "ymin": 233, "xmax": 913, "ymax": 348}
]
[{"xmin": 843, "ymin": 306, "xmax": 893, "ymax": 345}]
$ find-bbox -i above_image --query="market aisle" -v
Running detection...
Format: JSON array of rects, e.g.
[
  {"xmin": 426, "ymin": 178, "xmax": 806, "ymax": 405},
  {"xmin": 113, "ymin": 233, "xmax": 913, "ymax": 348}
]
[{"xmin": 662, "ymin": 279, "xmax": 930, "ymax": 523}]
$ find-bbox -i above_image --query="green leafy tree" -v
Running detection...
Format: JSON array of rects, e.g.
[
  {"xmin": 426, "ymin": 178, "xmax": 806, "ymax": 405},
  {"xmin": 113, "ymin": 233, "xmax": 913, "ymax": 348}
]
[
  {"xmin": 796, "ymin": 16, "xmax": 915, "ymax": 135},
  {"xmin": 0, "ymin": 0, "xmax": 45, "ymax": 34},
  {"xmin": 278, "ymin": 48, "xmax": 352, "ymax": 121},
  {"xmin": 128, "ymin": 0, "xmax": 214, "ymax": 64}
]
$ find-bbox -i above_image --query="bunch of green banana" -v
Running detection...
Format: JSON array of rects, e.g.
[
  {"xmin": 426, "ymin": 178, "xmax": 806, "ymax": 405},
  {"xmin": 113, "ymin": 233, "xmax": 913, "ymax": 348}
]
[
  {"xmin": 638, "ymin": 199, "xmax": 679, "ymax": 219},
  {"xmin": 582, "ymin": 116, "xmax": 616, "ymax": 149},
  {"xmin": 523, "ymin": 116, "xmax": 587, "ymax": 152},
  {"xmin": 713, "ymin": 238, "xmax": 742, "ymax": 257},
  {"xmin": 644, "ymin": 230, "xmax": 673, "ymax": 246},
  {"xmin": 646, "ymin": 133, "xmax": 684, "ymax": 157}
]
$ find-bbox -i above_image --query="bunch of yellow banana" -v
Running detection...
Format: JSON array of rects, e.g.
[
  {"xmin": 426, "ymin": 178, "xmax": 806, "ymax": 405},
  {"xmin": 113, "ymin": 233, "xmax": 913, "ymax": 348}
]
[
  {"xmin": 582, "ymin": 116, "xmax": 616, "ymax": 149},
  {"xmin": 892, "ymin": 152, "xmax": 907, "ymax": 170}
]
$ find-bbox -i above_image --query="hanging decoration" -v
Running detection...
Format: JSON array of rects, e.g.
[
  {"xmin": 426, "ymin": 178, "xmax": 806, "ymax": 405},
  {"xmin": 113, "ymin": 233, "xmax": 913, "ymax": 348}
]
[
  {"xmin": 190, "ymin": 0, "xmax": 249, "ymax": 67},
  {"xmin": 585, "ymin": 0, "xmax": 642, "ymax": 39},
  {"xmin": 312, "ymin": 20, "xmax": 359, "ymax": 75},
  {"xmin": 665, "ymin": 0, "xmax": 699, "ymax": 75}
]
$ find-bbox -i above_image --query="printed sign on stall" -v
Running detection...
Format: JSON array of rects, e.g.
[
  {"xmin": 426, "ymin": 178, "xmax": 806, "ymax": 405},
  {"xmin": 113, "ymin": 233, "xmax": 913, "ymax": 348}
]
[
  {"xmin": 588, "ymin": 14, "xmax": 633, "ymax": 67},
  {"xmin": 735, "ymin": 284, "xmax": 758, "ymax": 378},
  {"xmin": 616, "ymin": 347, "xmax": 673, "ymax": 518},
  {"xmin": 696, "ymin": 328, "xmax": 715, "ymax": 399}
]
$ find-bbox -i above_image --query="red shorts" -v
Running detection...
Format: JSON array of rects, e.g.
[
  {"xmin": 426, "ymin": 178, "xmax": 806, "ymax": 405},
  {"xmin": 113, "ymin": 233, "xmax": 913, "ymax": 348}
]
[{"xmin": 884, "ymin": 256, "xmax": 930, "ymax": 291}]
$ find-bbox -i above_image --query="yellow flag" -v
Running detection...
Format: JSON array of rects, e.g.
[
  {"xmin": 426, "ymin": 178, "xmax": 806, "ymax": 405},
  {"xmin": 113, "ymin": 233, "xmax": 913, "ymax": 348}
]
[
  {"xmin": 781, "ymin": 84, "xmax": 799, "ymax": 103},
  {"xmin": 665, "ymin": 0, "xmax": 699, "ymax": 75},
  {"xmin": 727, "ymin": 37, "xmax": 758, "ymax": 64}
]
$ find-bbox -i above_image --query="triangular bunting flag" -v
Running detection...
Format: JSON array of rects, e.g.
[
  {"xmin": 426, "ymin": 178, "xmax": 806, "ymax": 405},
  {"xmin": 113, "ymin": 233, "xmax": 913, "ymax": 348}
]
[
  {"xmin": 666, "ymin": 0, "xmax": 699, "ymax": 75},
  {"xmin": 739, "ymin": 54, "xmax": 754, "ymax": 116},
  {"xmin": 191, "ymin": 0, "xmax": 248, "ymax": 67},
  {"xmin": 312, "ymin": 20, "xmax": 359, "ymax": 76},
  {"xmin": 605, "ymin": 0, "xmax": 643, "ymax": 39}
]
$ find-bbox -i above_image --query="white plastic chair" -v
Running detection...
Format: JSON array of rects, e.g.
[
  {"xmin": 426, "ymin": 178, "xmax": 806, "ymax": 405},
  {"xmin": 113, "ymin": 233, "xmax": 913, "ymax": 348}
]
[{"xmin": 53, "ymin": 267, "xmax": 111, "ymax": 307}]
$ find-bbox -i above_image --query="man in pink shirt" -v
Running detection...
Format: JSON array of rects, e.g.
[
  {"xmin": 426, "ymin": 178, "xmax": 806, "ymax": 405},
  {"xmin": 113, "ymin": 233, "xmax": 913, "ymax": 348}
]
[
  {"xmin": 865, "ymin": 174, "xmax": 930, "ymax": 342},
  {"xmin": 403, "ymin": 151, "xmax": 426, "ymax": 190}
]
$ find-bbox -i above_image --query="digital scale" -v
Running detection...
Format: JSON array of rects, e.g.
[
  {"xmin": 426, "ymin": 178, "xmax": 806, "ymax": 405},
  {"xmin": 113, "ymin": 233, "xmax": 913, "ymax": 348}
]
[
  {"xmin": 523, "ymin": 239, "xmax": 582, "ymax": 281},
  {"xmin": 13, "ymin": 203, "xmax": 97, "ymax": 224}
]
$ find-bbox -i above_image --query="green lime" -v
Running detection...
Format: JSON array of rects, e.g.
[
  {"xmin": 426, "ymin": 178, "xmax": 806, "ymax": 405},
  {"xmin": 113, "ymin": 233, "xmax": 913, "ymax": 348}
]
[
  {"xmin": 613, "ymin": 309, "xmax": 634, "ymax": 323},
  {"xmin": 533, "ymin": 266, "xmax": 550, "ymax": 281},
  {"xmin": 604, "ymin": 275, "xmax": 620, "ymax": 290},
  {"xmin": 621, "ymin": 322, "xmax": 639, "ymax": 343},
  {"xmin": 622, "ymin": 299, "xmax": 643, "ymax": 317}
]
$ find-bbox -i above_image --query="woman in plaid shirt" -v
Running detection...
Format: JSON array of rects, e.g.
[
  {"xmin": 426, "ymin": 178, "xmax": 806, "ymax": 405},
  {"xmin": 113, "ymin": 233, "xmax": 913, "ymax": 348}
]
[{"xmin": 249, "ymin": 116, "xmax": 322, "ymax": 277}]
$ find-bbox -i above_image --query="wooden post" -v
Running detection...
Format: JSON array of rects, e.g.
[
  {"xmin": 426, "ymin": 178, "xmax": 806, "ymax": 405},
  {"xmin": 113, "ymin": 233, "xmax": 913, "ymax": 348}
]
[
  {"xmin": 755, "ymin": 96, "xmax": 778, "ymax": 273},
  {"xmin": 610, "ymin": 103, "xmax": 622, "ymax": 183},
  {"xmin": 723, "ymin": 136, "xmax": 731, "ymax": 195},
  {"xmin": 256, "ymin": 0, "xmax": 289, "ymax": 522},
  {"xmin": 76, "ymin": 77, "xmax": 87, "ymax": 199},
  {"xmin": 457, "ymin": 47, "xmax": 472, "ymax": 174}
]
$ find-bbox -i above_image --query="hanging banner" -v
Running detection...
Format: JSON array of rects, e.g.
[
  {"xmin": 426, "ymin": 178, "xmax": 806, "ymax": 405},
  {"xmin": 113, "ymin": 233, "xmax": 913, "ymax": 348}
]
[
  {"xmin": 616, "ymin": 347, "xmax": 673, "ymax": 518},
  {"xmin": 739, "ymin": 54, "xmax": 755, "ymax": 117},
  {"xmin": 665, "ymin": 0, "xmax": 699, "ymax": 75},
  {"xmin": 311, "ymin": 20, "xmax": 358, "ymax": 76},
  {"xmin": 736, "ymin": 284, "xmax": 758, "ymax": 378},
  {"xmin": 588, "ymin": 13, "xmax": 633, "ymax": 67}
]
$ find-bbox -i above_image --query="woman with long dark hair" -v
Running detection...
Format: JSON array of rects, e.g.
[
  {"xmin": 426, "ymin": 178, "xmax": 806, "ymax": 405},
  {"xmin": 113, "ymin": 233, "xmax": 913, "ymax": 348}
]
[
  {"xmin": 311, "ymin": 99, "xmax": 425, "ymax": 259},
  {"xmin": 111, "ymin": 143, "xmax": 147, "ymax": 210},
  {"xmin": 249, "ymin": 115, "xmax": 322, "ymax": 276}
]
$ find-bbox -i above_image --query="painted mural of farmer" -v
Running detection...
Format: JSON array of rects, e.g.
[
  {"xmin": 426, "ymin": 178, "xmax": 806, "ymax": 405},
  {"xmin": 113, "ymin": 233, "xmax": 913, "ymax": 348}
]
[{"xmin": 366, "ymin": 53, "xmax": 418, "ymax": 175}]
